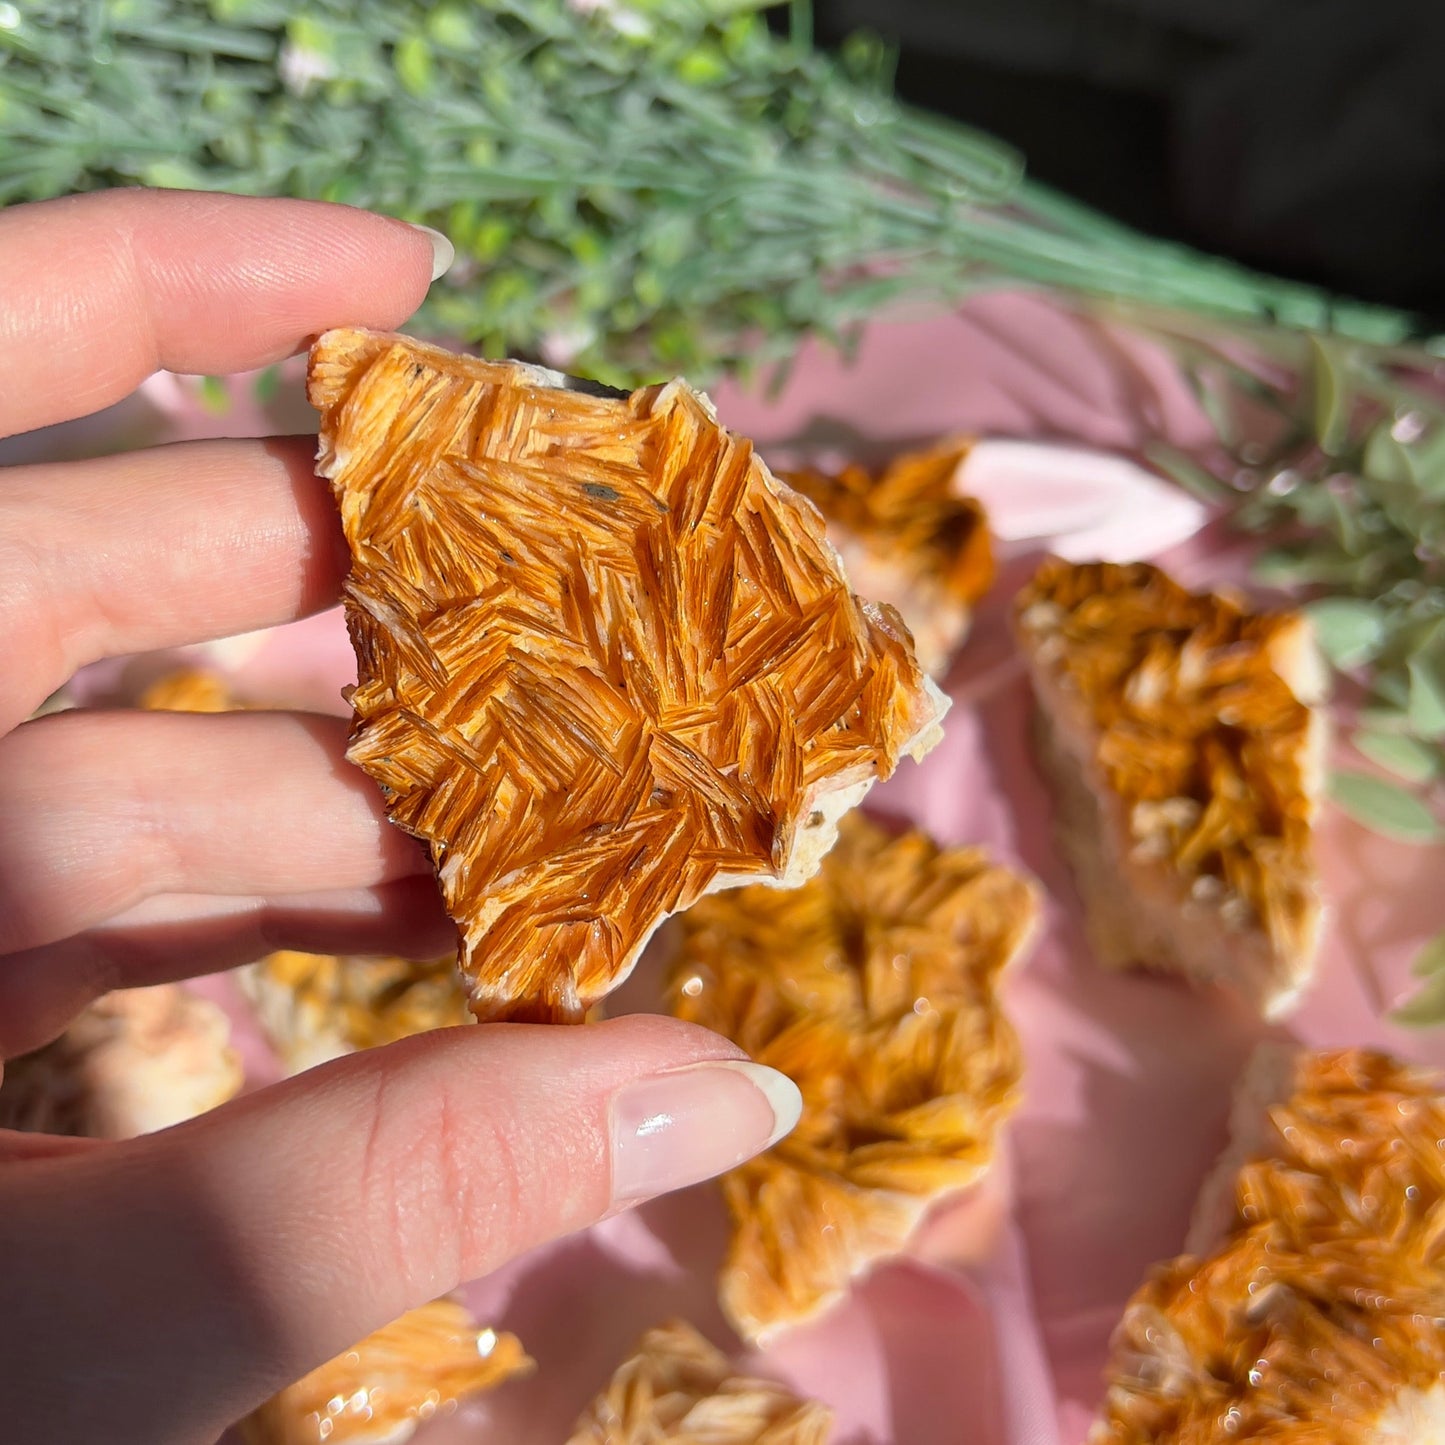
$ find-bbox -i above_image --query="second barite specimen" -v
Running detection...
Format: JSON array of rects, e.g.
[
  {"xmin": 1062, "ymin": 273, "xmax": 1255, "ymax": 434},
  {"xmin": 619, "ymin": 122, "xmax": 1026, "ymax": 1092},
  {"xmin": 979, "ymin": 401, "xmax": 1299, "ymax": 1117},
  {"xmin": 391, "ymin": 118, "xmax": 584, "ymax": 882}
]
[
  {"xmin": 780, "ymin": 438, "xmax": 994, "ymax": 678},
  {"xmin": 566, "ymin": 1320, "xmax": 831, "ymax": 1445},
  {"xmin": 1092, "ymin": 1047, "xmax": 1445, "ymax": 1445},
  {"xmin": 1015, "ymin": 558, "xmax": 1325, "ymax": 1017},
  {"xmin": 668, "ymin": 811, "xmax": 1037, "ymax": 1343},
  {"xmin": 240, "ymin": 950, "xmax": 472, "ymax": 1075},
  {"xmin": 239, "ymin": 1297, "xmax": 530, "ymax": 1445},
  {"xmin": 0, "ymin": 984, "xmax": 242, "ymax": 1139}
]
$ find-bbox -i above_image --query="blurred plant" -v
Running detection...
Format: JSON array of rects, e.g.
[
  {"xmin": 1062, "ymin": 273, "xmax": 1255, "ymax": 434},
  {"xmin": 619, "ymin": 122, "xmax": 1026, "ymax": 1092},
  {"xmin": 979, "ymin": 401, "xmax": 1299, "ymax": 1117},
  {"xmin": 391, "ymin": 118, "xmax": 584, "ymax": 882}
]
[
  {"xmin": 0, "ymin": 0, "xmax": 1429, "ymax": 388},
  {"xmin": 1155, "ymin": 334, "xmax": 1444, "ymax": 837}
]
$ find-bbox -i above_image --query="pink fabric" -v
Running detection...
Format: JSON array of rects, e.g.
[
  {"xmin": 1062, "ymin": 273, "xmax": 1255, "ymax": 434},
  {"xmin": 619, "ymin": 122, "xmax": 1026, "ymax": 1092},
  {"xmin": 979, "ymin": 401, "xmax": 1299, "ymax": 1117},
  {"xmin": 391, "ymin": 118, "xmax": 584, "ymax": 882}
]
[{"xmin": 17, "ymin": 292, "xmax": 1444, "ymax": 1443}]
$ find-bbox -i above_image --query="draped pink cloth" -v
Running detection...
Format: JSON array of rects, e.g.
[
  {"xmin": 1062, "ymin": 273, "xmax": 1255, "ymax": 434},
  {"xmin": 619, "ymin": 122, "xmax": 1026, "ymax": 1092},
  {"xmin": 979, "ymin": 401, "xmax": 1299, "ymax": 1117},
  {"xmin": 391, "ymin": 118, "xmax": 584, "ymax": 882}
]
[{"xmin": 28, "ymin": 293, "xmax": 1443, "ymax": 1444}]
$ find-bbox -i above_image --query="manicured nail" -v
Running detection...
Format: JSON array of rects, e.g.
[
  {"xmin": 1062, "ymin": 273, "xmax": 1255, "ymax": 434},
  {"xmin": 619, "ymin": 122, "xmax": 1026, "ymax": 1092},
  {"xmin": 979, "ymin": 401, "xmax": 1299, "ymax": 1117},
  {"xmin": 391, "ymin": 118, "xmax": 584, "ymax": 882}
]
[
  {"xmin": 609, "ymin": 1060, "xmax": 802, "ymax": 1205},
  {"xmin": 407, "ymin": 222, "xmax": 455, "ymax": 282}
]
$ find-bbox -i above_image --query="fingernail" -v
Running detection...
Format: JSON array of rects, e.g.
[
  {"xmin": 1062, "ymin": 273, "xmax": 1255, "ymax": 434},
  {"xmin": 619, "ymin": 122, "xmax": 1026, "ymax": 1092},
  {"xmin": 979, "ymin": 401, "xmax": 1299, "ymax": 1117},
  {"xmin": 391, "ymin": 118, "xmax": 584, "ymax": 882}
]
[
  {"xmin": 610, "ymin": 1060, "xmax": 802, "ymax": 1205},
  {"xmin": 407, "ymin": 222, "xmax": 455, "ymax": 282}
]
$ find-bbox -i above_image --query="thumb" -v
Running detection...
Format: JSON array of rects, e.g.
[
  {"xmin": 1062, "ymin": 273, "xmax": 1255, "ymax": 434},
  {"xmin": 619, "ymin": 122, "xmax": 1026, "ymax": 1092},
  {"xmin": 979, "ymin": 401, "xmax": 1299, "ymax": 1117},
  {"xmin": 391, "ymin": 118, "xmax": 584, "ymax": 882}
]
[{"xmin": 0, "ymin": 1014, "xmax": 800, "ymax": 1445}]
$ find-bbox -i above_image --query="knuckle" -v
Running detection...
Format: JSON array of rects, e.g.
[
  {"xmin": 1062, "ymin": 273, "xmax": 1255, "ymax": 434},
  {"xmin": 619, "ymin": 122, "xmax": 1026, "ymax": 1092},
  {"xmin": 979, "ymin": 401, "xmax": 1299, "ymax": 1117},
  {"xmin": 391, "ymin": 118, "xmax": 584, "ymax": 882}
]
[
  {"xmin": 0, "ymin": 520, "xmax": 67, "ymax": 703},
  {"xmin": 354, "ymin": 1053, "xmax": 526, "ymax": 1298}
]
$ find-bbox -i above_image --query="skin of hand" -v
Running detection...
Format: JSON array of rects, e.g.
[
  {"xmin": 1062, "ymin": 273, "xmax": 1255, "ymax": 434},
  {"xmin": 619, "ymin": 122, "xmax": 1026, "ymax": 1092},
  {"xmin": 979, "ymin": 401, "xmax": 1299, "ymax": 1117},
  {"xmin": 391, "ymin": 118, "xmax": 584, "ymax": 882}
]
[{"xmin": 0, "ymin": 190, "xmax": 801, "ymax": 1445}]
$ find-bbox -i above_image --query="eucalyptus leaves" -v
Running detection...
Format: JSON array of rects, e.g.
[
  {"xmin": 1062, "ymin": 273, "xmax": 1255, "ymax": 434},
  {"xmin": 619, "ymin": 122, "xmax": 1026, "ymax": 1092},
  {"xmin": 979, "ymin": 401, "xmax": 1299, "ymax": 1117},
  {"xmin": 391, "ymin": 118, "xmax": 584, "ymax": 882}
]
[
  {"xmin": 1241, "ymin": 343, "xmax": 1445, "ymax": 846},
  {"xmin": 1393, "ymin": 936, "xmax": 1445, "ymax": 1028},
  {"xmin": 1295, "ymin": 372, "xmax": 1445, "ymax": 1023},
  {"xmin": 1167, "ymin": 335, "xmax": 1445, "ymax": 1023}
]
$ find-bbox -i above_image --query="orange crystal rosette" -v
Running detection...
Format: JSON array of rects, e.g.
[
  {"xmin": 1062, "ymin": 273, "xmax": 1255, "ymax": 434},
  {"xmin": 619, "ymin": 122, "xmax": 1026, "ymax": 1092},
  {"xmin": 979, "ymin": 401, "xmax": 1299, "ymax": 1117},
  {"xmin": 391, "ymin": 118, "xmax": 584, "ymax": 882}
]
[
  {"xmin": 566, "ymin": 1320, "xmax": 832, "ymax": 1445},
  {"xmin": 1015, "ymin": 558, "xmax": 1325, "ymax": 1016},
  {"xmin": 307, "ymin": 329, "xmax": 947, "ymax": 1025},
  {"xmin": 0, "ymin": 984, "xmax": 241, "ymax": 1139},
  {"xmin": 781, "ymin": 439, "xmax": 995, "ymax": 677},
  {"xmin": 239, "ymin": 1297, "xmax": 530, "ymax": 1445},
  {"xmin": 1093, "ymin": 1048, "xmax": 1445, "ymax": 1444},
  {"xmin": 668, "ymin": 812, "xmax": 1037, "ymax": 1342},
  {"xmin": 241, "ymin": 950, "xmax": 472, "ymax": 1075}
]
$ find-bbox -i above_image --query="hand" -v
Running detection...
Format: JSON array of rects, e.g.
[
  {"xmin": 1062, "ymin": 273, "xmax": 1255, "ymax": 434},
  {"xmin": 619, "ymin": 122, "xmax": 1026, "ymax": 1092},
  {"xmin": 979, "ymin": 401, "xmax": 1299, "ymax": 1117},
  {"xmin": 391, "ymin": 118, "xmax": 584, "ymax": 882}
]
[{"xmin": 0, "ymin": 190, "xmax": 800, "ymax": 1445}]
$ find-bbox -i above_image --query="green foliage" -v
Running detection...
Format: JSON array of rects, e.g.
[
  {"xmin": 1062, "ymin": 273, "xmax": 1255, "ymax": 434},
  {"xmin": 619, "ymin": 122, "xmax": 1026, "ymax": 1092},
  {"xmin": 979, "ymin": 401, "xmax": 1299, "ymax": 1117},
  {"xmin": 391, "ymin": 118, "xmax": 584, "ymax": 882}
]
[
  {"xmin": 1390, "ymin": 933, "xmax": 1445, "ymax": 1027},
  {"xmin": 0, "ymin": 0, "xmax": 1426, "ymax": 386},
  {"xmin": 1164, "ymin": 320, "xmax": 1445, "ymax": 854},
  {"xmin": 1329, "ymin": 770, "xmax": 1439, "ymax": 843}
]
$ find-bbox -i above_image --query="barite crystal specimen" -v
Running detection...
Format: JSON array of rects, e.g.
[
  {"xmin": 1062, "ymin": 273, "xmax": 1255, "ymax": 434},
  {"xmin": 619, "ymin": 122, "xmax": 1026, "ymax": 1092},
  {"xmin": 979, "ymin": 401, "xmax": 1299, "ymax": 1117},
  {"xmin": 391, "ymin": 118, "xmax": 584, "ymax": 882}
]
[
  {"xmin": 307, "ymin": 329, "xmax": 948, "ymax": 1024},
  {"xmin": 1092, "ymin": 1048, "xmax": 1445, "ymax": 1445},
  {"xmin": 566, "ymin": 1320, "xmax": 832, "ymax": 1445},
  {"xmin": 780, "ymin": 439, "xmax": 994, "ymax": 677},
  {"xmin": 239, "ymin": 1297, "xmax": 530, "ymax": 1445},
  {"xmin": 240, "ymin": 950, "xmax": 472, "ymax": 1075},
  {"xmin": 138, "ymin": 668, "xmax": 237, "ymax": 713},
  {"xmin": 668, "ymin": 812, "xmax": 1037, "ymax": 1343},
  {"xmin": 1014, "ymin": 558, "xmax": 1325, "ymax": 1017},
  {"xmin": 0, "ymin": 985, "xmax": 242, "ymax": 1139}
]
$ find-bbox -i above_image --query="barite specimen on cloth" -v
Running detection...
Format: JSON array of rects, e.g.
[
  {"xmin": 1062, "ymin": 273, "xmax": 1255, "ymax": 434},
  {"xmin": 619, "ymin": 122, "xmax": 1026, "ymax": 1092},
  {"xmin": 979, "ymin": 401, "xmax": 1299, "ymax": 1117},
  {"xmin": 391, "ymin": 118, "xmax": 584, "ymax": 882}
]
[
  {"xmin": 780, "ymin": 438, "xmax": 994, "ymax": 677},
  {"xmin": 1015, "ymin": 558, "xmax": 1325, "ymax": 1017},
  {"xmin": 668, "ymin": 812, "xmax": 1036, "ymax": 1342},
  {"xmin": 239, "ymin": 1297, "xmax": 530, "ymax": 1445},
  {"xmin": 1092, "ymin": 1047, "xmax": 1445, "ymax": 1445},
  {"xmin": 566, "ymin": 1320, "xmax": 832, "ymax": 1445},
  {"xmin": 240, "ymin": 950, "xmax": 471, "ymax": 1075},
  {"xmin": 0, "ymin": 985, "xmax": 242, "ymax": 1139}
]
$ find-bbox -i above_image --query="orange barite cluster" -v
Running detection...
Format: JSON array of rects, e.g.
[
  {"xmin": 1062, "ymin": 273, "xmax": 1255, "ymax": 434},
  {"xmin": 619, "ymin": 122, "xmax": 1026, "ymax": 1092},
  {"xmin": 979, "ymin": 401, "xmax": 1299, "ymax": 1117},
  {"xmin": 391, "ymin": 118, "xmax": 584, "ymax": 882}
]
[
  {"xmin": 781, "ymin": 440, "xmax": 994, "ymax": 676},
  {"xmin": 1093, "ymin": 1049, "xmax": 1445, "ymax": 1444},
  {"xmin": 241, "ymin": 950, "xmax": 472, "ymax": 1075},
  {"xmin": 668, "ymin": 811, "xmax": 1036, "ymax": 1342},
  {"xmin": 138, "ymin": 668, "xmax": 238, "ymax": 713},
  {"xmin": 0, "ymin": 985, "xmax": 242, "ymax": 1139},
  {"xmin": 308, "ymin": 329, "xmax": 946, "ymax": 1025},
  {"xmin": 240, "ymin": 1298, "xmax": 530, "ymax": 1445},
  {"xmin": 566, "ymin": 1320, "xmax": 832, "ymax": 1445},
  {"xmin": 1015, "ymin": 558, "xmax": 1324, "ymax": 1015}
]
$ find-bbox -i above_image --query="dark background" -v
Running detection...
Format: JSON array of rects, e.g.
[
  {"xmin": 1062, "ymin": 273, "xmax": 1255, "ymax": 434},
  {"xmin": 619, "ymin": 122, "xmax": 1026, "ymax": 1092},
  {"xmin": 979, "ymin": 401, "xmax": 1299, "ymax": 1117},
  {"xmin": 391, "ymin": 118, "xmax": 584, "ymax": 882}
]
[{"xmin": 794, "ymin": 0, "xmax": 1445, "ymax": 323}]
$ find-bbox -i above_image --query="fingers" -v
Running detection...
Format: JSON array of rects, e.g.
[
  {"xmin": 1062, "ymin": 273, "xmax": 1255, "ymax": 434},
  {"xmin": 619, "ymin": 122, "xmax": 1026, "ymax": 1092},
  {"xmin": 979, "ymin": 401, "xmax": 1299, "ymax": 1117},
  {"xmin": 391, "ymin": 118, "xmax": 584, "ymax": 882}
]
[
  {"xmin": 0, "ymin": 710, "xmax": 434, "ymax": 958},
  {"xmin": 0, "ymin": 189, "xmax": 446, "ymax": 437},
  {"xmin": 0, "ymin": 1016, "xmax": 802, "ymax": 1444},
  {"xmin": 0, "ymin": 878, "xmax": 456, "ymax": 1059},
  {"xmin": 0, "ymin": 436, "xmax": 347, "ymax": 733}
]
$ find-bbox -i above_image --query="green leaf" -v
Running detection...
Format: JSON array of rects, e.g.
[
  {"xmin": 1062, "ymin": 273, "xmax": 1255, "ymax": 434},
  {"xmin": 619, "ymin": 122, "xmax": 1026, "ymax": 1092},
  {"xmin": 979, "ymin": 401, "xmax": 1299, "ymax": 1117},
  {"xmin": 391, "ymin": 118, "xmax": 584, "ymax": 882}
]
[
  {"xmin": 251, "ymin": 365, "xmax": 281, "ymax": 404},
  {"xmin": 426, "ymin": 3, "xmax": 474, "ymax": 50},
  {"xmin": 1412, "ymin": 932, "xmax": 1445, "ymax": 978},
  {"xmin": 1352, "ymin": 729, "xmax": 1442, "ymax": 785},
  {"xmin": 1144, "ymin": 444, "xmax": 1230, "ymax": 503},
  {"xmin": 1329, "ymin": 770, "xmax": 1439, "ymax": 843},
  {"xmin": 1389, "ymin": 968, "xmax": 1445, "ymax": 1028},
  {"xmin": 197, "ymin": 374, "xmax": 231, "ymax": 415},
  {"xmin": 1408, "ymin": 422, "xmax": 1445, "ymax": 497},
  {"xmin": 676, "ymin": 46, "xmax": 728, "ymax": 85},
  {"xmin": 141, "ymin": 159, "xmax": 205, "ymax": 190},
  {"xmin": 1308, "ymin": 336, "xmax": 1351, "ymax": 455},
  {"xmin": 1407, "ymin": 655, "xmax": 1445, "ymax": 738},
  {"xmin": 1363, "ymin": 425, "xmax": 1416, "ymax": 488},
  {"xmin": 393, "ymin": 35, "xmax": 434, "ymax": 96},
  {"xmin": 1252, "ymin": 548, "xmax": 1364, "ymax": 588},
  {"xmin": 1305, "ymin": 598, "xmax": 1386, "ymax": 670},
  {"xmin": 1371, "ymin": 669, "xmax": 1412, "ymax": 709},
  {"xmin": 286, "ymin": 15, "xmax": 334, "ymax": 57},
  {"xmin": 1358, "ymin": 703, "xmax": 1412, "ymax": 733}
]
